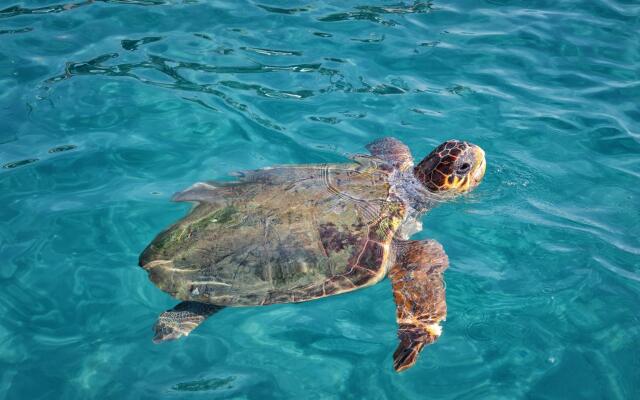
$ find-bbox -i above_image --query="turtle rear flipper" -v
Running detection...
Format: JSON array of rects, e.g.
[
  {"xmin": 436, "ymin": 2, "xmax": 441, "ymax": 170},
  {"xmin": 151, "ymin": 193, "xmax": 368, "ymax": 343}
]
[
  {"xmin": 153, "ymin": 301, "xmax": 224, "ymax": 343},
  {"xmin": 389, "ymin": 239, "xmax": 448, "ymax": 372}
]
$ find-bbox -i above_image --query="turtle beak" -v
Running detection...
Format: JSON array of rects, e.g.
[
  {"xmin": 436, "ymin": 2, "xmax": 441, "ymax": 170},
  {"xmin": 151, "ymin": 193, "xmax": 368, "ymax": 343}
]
[
  {"xmin": 458, "ymin": 145, "xmax": 486, "ymax": 193},
  {"xmin": 471, "ymin": 146, "xmax": 486, "ymax": 186}
]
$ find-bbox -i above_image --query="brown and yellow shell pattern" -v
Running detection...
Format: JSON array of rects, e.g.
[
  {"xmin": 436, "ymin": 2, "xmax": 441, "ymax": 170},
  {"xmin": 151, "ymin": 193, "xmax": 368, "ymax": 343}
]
[{"xmin": 139, "ymin": 162, "xmax": 406, "ymax": 306}]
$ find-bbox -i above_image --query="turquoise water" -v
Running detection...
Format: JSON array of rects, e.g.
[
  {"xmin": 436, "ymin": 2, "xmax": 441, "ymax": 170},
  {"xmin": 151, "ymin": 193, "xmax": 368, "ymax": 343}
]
[{"xmin": 1, "ymin": 0, "xmax": 639, "ymax": 398}]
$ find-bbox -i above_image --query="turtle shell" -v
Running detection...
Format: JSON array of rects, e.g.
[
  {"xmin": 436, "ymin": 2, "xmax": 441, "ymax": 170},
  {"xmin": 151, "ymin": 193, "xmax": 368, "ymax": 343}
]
[{"xmin": 139, "ymin": 161, "xmax": 406, "ymax": 306}]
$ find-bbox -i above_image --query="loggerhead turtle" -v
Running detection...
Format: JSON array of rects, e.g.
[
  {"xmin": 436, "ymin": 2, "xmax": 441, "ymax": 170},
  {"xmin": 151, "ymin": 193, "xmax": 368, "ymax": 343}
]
[{"xmin": 139, "ymin": 137, "xmax": 486, "ymax": 372}]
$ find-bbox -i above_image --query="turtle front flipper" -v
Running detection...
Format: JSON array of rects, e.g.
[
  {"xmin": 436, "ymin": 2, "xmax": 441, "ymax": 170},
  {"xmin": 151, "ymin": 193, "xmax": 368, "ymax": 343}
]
[
  {"xmin": 389, "ymin": 239, "xmax": 448, "ymax": 372},
  {"xmin": 366, "ymin": 137, "xmax": 414, "ymax": 171},
  {"xmin": 153, "ymin": 301, "xmax": 224, "ymax": 343}
]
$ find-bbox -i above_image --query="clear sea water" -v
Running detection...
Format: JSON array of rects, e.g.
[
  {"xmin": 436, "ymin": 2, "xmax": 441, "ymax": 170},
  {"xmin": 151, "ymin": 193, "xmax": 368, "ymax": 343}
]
[{"xmin": 1, "ymin": 0, "xmax": 639, "ymax": 398}]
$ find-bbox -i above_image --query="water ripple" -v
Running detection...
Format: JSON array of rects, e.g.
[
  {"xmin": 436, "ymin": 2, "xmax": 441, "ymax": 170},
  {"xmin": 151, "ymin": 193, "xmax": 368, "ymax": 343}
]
[
  {"xmin": 318, "ymin": 1, "xmax": 433, "ymax": 26},
  {"xmin": 172, "ymin": 376, "xmax": 235, "ymax": 392},
  {"xmin": 593, "ymin": 256, "xmax": 640, "ymax": 283},
  {"xmin": 256, "ymin": 4, "xmax": 310, "ymax": 15},
  {"xmin": 0, "ymin": 0, "xmax": 167, "ymax": 19},
  {"xmin": 241, "ymin": 47, "xmax": 303, "ymax": 56},
  {"xmin": 2, "ymin": 158, "xmax": 39, "ymax": 169},
  {"xmin": 121, "ymin": 36, "xmax": 163, "ymax": 51},
  {"xmin": 0, "ymin": 27, "xmax": 32, "ymax": 35}
]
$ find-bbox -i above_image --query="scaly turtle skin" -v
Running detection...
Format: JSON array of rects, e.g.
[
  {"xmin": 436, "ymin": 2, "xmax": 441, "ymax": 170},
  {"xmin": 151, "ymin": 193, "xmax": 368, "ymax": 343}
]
[{"xmin": 139, "ymin": 137, "xmax": 486, "ymax": 372}]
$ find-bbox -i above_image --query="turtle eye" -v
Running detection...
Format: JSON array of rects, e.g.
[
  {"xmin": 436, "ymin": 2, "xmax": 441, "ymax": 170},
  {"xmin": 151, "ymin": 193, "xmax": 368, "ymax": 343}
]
[{"xmin": 457, "ymin": 163, "xmax": 471, "ymax": 174}]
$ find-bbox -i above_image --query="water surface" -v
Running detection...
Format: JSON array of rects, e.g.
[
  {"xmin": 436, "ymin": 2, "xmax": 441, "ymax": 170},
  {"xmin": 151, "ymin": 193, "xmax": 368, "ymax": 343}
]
[{"xmin": 1, "ymin": 0, "xmax": 639, "ymax": 399}]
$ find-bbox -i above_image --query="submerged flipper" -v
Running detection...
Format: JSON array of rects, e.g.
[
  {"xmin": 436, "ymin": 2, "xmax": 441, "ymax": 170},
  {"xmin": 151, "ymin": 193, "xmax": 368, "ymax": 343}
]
[
  {"xmin": 366, "ymin": 137, "xmax": 414, "ymax": 171},
  {"xmin": 153, "ymin": 301, "xmax": 224, "ymax": 343},
  {"xmin": 389, "ymin": 239, "xmax": 448, "ymax": 372}
]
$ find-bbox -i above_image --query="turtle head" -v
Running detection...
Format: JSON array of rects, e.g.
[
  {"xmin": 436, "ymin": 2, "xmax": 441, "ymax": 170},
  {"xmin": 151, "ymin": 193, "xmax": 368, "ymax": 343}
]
[{"xmin": 414, "ymin": 140, "xmax": 486, "ymax": 196}]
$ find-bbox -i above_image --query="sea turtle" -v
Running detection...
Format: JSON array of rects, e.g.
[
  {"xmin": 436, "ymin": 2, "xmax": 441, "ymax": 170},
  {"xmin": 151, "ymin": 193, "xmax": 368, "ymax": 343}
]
[{"xmin": 139, "ymin": 137, "xmax": 486, "ymax": 372}]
